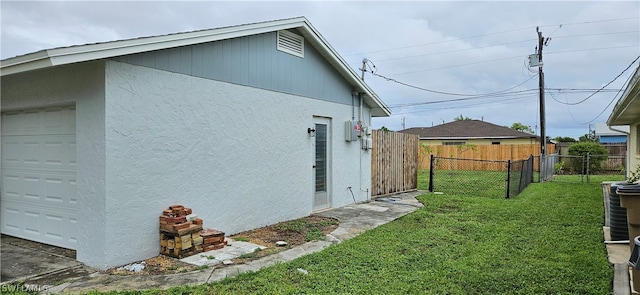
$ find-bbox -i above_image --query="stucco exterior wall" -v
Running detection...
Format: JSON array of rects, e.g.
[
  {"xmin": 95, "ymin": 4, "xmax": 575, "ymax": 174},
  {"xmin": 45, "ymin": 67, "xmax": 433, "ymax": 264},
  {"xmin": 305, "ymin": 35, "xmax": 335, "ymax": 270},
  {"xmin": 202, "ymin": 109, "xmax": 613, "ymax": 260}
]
[
  {"xmin": 101, "ymin": 61, "xmax": 371, "ymax": 267},
  {"xmin": 1, "ymin": 63, "xmax": 84, "ymax": 111}
]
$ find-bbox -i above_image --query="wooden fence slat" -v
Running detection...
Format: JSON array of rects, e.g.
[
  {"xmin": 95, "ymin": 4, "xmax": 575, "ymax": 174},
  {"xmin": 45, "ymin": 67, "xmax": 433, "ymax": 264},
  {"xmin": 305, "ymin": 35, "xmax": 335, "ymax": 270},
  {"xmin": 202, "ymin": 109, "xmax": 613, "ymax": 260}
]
[
  {"xmin": 417, "ymin": 144, "xmax": 552, "ymax": 171},
  {"xmin": 370, "ymin": 130, "xmax": 419, "ymax": 197}
]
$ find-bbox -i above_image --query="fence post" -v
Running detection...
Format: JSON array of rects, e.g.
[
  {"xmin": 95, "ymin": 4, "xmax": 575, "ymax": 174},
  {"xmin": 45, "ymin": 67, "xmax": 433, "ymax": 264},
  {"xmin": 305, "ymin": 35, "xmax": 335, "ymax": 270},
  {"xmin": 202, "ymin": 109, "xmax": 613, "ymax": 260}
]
[
  {"xmin": 506, "ymin": 160, "xmax": 511, "ymax": 199},
  {"xmin": 429, "ymin": 154, "xmax": 435, "ymax": 192},
  {"xmin": 540, "ymin": 154, "xmax": 545, "ymax": 183},
  {"xmin": 586, "ymin": 152, "xmax": 590, "ymax": 183},
  {"xmin": 581, "ymin": 154, "xmax": 586, "ymax": 183},
  {"xmin": 528, "ymin": 155, "xmax": 534, "ymax": 189}
]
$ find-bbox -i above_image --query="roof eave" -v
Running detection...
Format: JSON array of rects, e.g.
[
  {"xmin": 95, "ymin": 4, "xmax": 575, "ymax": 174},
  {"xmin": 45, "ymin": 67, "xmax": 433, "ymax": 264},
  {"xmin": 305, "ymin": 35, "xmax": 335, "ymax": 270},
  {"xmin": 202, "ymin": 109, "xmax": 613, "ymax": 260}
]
[
  {"xmin": 608, "ymin": 65, "xmax": 640, "ymax": 126},
  {"xmin": 2, "ymin": 17, "xmax": 310, "ymax": 76},
  {"xmin": 297, "ymin": 21, "xmax": 390, "ymax": 117},
  {"xmin": 1, "ymin": 17, "xmax": 391, "ymax": 117}
]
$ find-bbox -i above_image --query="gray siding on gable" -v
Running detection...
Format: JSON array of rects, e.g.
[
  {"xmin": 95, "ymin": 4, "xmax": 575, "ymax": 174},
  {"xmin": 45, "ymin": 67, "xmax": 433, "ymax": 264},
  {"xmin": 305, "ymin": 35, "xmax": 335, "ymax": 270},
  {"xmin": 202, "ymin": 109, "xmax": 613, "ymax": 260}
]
[{"xmin": 111, "ymin": 31, "xmax": 355, "ymax": 106}]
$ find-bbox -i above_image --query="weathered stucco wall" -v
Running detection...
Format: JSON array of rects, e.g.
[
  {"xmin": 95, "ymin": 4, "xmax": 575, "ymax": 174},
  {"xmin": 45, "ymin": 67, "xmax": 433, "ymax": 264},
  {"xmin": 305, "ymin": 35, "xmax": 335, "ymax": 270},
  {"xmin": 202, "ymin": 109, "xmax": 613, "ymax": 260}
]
[{"xmin": 102, "ymin": 61, "xmax": 372, "ymax": 267}]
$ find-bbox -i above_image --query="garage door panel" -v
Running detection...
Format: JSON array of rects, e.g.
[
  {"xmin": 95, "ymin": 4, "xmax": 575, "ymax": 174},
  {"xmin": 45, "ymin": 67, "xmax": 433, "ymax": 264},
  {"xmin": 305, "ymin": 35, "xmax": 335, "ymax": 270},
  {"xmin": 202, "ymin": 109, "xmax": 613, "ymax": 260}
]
[
  {"xmin": 1, "ymin": 201, "xmax": 77, "ymax": 249},
  {"xmin": 2, "ymin": 135, "xmax": 75, "ymax": 171},
  {"xmin": 43, "ymin": 108, "xmax": 76, "ymax": 134},
  {"xmin": 1, "ymin": 107, "xmax": 77, "ymax": 250},
  {"xmin": 3, "ymin": 174, "xmax": 22, "ymax": 199},
  {"xmin": 2, "ymin": 107, "xmax": 75, "ymax": 136},
  {"xmin": 2, "ymin": 170, "xmax": 76, "ymax": 207},
  {"xmin": 1, "ymin": 205, "xmax": 21, "ymax": 232}
]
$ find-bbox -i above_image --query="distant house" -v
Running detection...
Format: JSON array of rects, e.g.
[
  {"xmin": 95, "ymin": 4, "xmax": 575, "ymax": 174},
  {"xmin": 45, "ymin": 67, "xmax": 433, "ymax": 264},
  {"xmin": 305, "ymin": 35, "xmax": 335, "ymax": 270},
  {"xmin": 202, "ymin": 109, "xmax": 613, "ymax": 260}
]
[
  {"xmin": 608, "ymin": 64, "xmax": 640, "ymax": 175},
  {"xmin": 595, "ymin": 123, "xmax": 628, "ymax": 143},
  {"xmin": 400, "ymin": 120, "xmax": 539, "ymax": 146},
  {"xmin": 0, "ymin": 17, "xmax": 390, "ymax": 269}
]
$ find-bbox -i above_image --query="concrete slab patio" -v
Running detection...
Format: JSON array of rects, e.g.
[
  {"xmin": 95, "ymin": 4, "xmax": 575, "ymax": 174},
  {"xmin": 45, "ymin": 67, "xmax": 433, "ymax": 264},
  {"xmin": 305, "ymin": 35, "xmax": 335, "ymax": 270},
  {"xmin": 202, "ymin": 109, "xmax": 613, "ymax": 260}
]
[{"xmin": 0, "ymin": 191, "xmax": 425, "ymax": 294}]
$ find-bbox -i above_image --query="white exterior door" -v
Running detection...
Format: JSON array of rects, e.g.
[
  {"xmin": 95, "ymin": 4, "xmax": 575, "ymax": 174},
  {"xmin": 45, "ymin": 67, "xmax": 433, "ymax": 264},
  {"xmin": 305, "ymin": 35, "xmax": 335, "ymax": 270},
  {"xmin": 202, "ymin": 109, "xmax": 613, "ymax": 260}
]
[
  {"xmin": 1, "ymin": 106, "xmax": 78, "ymax": 249},
  {"xmin": 313, "ymin": 117, "xmax": 331, "ymax": 211}
]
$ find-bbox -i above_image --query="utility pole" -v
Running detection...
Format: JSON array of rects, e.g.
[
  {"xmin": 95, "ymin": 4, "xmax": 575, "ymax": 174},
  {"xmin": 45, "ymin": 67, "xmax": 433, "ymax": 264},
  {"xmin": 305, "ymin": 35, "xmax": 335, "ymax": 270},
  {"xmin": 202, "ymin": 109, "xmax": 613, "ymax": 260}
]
[{"xmin": 537, "ymin": 27, "xmax": 547, "ymax": 156}]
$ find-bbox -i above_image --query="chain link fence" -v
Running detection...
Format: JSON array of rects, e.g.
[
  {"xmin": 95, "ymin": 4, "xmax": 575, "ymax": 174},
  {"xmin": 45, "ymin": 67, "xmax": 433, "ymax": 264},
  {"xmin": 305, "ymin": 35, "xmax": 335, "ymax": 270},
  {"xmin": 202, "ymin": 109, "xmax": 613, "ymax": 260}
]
[
  {"xmin": 427, "ymin": 155, "xmax": 534, "ymax": 199},
  {"xmin": 541, "ymin": 153, "xmax": 626, "ymax": 183}
]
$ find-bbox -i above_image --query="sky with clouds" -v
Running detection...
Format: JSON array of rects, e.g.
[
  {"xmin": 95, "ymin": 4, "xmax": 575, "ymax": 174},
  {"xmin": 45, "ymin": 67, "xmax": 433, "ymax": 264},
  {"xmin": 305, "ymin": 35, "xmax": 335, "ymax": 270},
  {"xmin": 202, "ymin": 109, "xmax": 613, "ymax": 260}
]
[{"xmin": 2, "ymin": 1, "xmax": 639, "ymax": 139}]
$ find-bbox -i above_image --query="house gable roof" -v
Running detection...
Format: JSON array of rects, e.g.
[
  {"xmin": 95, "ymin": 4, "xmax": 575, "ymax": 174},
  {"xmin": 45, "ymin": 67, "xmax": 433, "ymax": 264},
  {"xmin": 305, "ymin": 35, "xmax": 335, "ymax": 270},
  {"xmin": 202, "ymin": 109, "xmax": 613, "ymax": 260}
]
[
  {"xmin": 0, "ymin": 17, "xmax": 390, "ymax": 117},
  {"xmin": 400, "ymin": 120, "xmax": 538, "ymax": 140}
]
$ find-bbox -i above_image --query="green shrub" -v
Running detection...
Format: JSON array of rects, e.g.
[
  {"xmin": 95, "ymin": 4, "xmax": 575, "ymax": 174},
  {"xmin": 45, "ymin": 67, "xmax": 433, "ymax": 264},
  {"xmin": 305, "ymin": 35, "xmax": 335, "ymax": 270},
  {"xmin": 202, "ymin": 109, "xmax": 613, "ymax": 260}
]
[{"xmin": 567, "ymin": 142, "xmax": 608, "ymax": 173}]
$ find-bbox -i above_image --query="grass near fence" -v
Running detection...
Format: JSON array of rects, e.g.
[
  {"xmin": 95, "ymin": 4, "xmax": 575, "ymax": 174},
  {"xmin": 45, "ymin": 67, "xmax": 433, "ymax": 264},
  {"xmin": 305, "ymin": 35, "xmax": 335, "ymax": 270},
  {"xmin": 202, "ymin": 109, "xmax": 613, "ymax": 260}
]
[
  {"xmin": 546, "ymin": 174, "xmax": 625, "ymax": 183},
  {"xmin": 420, "ymin": 169, "xmax": 509, "ymax": 198},
  {"xmin": 75, "ymin": 178, "xmax": 614, "ymax": 295},
  {"xmin": 420, "ymin": 168, "xmax": 625, "ymax": 197}
]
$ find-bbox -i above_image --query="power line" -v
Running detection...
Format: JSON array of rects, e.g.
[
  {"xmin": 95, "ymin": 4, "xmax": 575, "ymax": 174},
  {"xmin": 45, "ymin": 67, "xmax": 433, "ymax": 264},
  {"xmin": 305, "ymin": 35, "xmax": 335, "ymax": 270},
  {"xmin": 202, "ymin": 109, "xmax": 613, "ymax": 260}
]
[
  {"xmin": 368, "ymin": 31, "xmax": 639, "ymax": 64},
  {"xmin": 391, "ymin": 95, "xmax": 535, "ymax": 115},
  {"xmin": 388, "ymin": 89, "xmax": 539, "ymax": 108},
  {"xmin": 553, "ymin": 30, "xmax": 640, "ymax": 41},
  {"xmin": 552, "ymin": 16, "xmax": 640, "ymax": 27},
  {"xmin": 546, "ymin": 45, "xmax": 640, "ymax": 55},
  {"xmin": 370, "ymin": 71, "xmax": 537, "ymax": 97},
  {"xmin": 575, "ymin": 79, "xmax": 629, "ymax": 125},
  {"xmin": 371, "ymin": 45, "xmax": 638, "ymax": 76},
  {"xmin": 547, "ymin": 54, "xmax": 640, "ymax": 106},
  {"xmin": 343, "ymin": 17, "xmax": 639, "ymax": 57},
  {"xmin": 372, "ymin": 39, "xmax": 533, "ymax": 63}
]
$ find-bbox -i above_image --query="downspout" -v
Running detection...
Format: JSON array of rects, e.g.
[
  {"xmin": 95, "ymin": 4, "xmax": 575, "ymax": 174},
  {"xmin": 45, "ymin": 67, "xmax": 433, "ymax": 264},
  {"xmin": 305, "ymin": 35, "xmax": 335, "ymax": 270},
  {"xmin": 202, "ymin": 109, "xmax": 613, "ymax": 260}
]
[
  {"xmin": 359, "ymin": 93, "xmax": 363, "ymax": 125},
  {"xmin": 359, "ymin": 92, "xmax": 369, "ymax": 200},
  {"xmin": 351, "ymin": 91, "xmax": 357, "ymax": 121}
]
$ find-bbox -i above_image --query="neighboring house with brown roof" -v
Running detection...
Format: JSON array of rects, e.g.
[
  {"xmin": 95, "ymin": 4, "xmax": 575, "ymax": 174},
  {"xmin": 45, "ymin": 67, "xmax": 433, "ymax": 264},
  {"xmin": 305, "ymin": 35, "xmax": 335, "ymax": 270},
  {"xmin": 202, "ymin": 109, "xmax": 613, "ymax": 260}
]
[{"xmin": 400, "ymin": 120, "xmax": 539, "ymax": 146}]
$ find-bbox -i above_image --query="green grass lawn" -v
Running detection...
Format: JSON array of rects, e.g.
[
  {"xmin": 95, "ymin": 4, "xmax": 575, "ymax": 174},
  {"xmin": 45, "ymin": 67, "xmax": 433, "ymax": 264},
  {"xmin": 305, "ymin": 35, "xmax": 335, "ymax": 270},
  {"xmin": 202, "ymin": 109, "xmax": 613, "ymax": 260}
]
[{"xmin": 70, "ymin": 175, "xmax": 615, "ymax": 295}]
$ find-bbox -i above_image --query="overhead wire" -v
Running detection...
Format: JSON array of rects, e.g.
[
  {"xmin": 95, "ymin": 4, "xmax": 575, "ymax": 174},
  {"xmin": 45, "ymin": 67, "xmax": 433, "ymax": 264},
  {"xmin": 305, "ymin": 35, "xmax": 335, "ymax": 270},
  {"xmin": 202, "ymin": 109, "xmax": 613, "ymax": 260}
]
[
  {"xmin": 546, "ymin": 54, "xmax": 640, "ymax": 106},
  {"xmin": 354, "ymin": 16, "xmax": 639, "ymax": 127},
  {"xmin": 391, "ymin": 95, "xmax": 535, "ymax": 115},
  {"xmin": 368, "ymin": 30, "xmax": 638, "ymax": 64},
  {"xmin": 548, "ymin": 66, "xmax": 636, "ymax": 125},
  {"xmin": 368, "ymin": 69, "xmax": 538, "ymax": 98},
  {"xmin": 343, "ymin": 16, "xmax": 640, "ymax": 57},
  {"xmin": 576, "ymin": 78, "xmax": 630, "ymax": 124}
]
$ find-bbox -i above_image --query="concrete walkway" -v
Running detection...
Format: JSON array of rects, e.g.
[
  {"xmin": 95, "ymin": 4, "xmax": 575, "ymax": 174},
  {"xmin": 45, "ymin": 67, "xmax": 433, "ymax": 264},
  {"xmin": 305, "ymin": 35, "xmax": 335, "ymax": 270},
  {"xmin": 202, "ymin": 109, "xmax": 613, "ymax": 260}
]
[
  {"xmin": 4, "ymin": 191, "xmax": 424, "ymax": 294},
  {"xmin": 604, "ymin": 227, "xmax": 634, "ymax": 295}
]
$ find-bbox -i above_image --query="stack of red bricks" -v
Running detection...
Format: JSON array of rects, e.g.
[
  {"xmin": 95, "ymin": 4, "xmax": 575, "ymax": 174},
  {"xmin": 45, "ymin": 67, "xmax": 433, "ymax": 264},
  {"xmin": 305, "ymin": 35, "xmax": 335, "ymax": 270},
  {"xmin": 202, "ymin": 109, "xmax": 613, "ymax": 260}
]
[
  {"xmin": 159, "ymin": 204, "xmax": 226, "ymax": 258},
  {"xmin": 200, "ymin": 228, "xmax": 227, "ymax": 251},
  {"xmin": 159, "ymin": 205, "xmax": 203, "ymax": 258}
]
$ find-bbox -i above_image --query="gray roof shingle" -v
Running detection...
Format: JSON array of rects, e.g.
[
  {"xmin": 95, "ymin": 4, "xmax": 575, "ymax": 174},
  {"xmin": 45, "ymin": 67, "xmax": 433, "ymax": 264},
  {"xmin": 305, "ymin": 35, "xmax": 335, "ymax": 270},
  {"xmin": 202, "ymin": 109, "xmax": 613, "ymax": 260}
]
[{"xmin": 400, "ymin": 120, "xmax": 538, "ymax": 140}]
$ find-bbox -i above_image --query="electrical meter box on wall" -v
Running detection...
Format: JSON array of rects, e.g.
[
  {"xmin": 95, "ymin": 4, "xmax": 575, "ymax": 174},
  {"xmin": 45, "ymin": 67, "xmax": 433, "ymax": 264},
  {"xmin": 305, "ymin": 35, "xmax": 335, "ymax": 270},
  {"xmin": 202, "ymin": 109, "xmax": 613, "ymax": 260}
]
[
  {"xmin": 345, "ymin": 120, "xmax": 359, "ymax": 141},
  {"xmin": 362, "ymin": 138, "xmax": 373, "ymax": 150}
]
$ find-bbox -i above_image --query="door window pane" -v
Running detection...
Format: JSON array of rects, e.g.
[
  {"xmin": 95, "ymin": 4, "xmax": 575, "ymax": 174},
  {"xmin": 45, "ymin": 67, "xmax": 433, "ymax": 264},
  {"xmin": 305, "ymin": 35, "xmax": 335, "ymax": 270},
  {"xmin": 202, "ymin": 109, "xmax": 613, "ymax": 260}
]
[{"xmin": 315, "ymin": 124, "xmax": 327, "ymax": 192}]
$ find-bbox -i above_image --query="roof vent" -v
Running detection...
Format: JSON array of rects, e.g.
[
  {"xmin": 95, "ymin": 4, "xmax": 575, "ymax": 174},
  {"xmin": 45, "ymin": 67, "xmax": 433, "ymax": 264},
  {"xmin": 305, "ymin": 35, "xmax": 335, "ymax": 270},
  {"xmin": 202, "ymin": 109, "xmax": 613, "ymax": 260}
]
[{"xmin": 277, "ymin": 30, "xmax": 304, "ymax": 58}]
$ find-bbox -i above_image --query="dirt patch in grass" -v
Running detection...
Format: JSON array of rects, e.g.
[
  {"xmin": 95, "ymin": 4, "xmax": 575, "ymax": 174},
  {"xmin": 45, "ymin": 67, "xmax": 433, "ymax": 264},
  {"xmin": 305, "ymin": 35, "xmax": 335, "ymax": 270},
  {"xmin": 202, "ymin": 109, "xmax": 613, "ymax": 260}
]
[
  {"xmin": 106, "ymin": 255, "xmax": 199, "ymax": 276},
  {"xmin": 229, "ymin": 216, "xmax": 339, "ymax": 264},
  {"xmin": 105, "ymin": 216, "xmax": 339, "ymax": 275}
]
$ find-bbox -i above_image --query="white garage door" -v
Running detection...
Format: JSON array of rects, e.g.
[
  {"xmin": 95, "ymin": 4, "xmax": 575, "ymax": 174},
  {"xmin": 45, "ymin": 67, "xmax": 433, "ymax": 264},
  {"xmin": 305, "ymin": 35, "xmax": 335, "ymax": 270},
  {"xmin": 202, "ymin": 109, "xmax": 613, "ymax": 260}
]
[{"xmin": 1, "ymin": 106, "xmax": 77, "ymax": 250}]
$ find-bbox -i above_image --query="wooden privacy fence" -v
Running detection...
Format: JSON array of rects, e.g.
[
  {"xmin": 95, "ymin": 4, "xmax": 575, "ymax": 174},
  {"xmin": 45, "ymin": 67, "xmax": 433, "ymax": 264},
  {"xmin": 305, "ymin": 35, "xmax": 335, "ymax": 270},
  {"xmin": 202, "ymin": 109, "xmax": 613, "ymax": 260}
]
[
  {"xmin": 371, "ymin": 130, "xmax": 419, "ymax": 197},
  {"xmin": 418, "ymin": 144, "xmax": 555, "ymax": 171}
]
